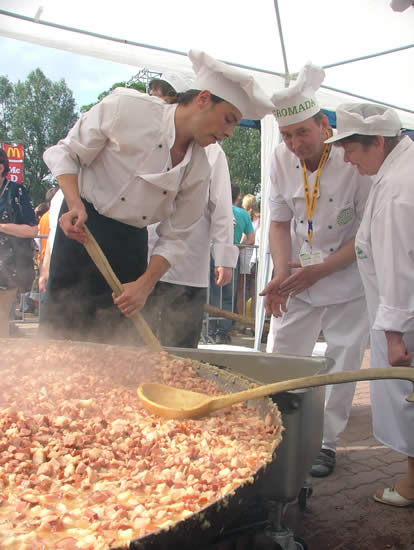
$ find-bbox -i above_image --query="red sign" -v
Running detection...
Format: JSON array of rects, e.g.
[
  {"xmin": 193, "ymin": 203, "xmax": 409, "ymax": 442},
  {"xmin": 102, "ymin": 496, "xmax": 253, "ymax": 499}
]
[{"xmin": 2, "ymin": 143, "xmax": 24, "ymax": 184}]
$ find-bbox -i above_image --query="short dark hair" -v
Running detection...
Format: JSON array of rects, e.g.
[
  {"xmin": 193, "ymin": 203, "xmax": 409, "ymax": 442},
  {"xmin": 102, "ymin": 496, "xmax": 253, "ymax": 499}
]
[
  {"xmin": 174, "ymin": 89, "xmax": 224, "ymax": 106},
  {"xmin": 0, "ymin": 148, "xmax": 10, "ymax": 177},
  {"xmin": 149, "ymin": 78, "xmax": 176, "ymax": 98}
]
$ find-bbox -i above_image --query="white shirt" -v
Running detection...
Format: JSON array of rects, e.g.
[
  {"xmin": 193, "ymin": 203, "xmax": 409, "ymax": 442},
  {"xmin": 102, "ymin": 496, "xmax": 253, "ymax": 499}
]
[
  {"xmin": 43, "ymin": 88, "xmax": 211, "ymax": 267},
  {"xmin": 269, "ymin": 141, "xmax": 372, "ymax": 306},
  {"xmin": 147, "ymin": 144, "xmax": 239, "ymax": 287}
]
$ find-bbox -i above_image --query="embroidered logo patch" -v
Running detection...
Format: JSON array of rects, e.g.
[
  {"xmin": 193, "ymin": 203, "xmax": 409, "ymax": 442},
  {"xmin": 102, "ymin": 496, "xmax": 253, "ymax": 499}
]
[
  {"xmin": 337, "ymin": 207, "xmax": 354, "ymax": 225},
  {"xmin": 355, "ymin": 245, "xmax": 368, "ymax": 259}
]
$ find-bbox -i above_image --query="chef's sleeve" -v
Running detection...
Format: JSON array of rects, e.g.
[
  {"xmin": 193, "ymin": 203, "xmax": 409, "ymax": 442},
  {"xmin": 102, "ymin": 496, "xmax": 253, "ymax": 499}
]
[
  {"xmin": 207, "ymin": 146, "xmax": 239, "ymax": 268},
  {"xmin": 372, "ymin": 198, "xmax": 414, "ymax": 333},
  {"xmin": 268, "ymin": 150, "xmax": 293, "ymax": 222},
  {"xmin": 43, "ymin": 93, "xmax": 120, "ymax": 176}
]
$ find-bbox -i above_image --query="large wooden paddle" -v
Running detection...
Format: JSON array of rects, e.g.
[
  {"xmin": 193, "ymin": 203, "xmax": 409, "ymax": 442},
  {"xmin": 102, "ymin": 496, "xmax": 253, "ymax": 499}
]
[
  {"xmin": 83, "ymin": 225, "xmax": 163, "ymax": 352},
  {"xmin": 137, "ymin": 367, "xmax": 414, "ymax": 419}
]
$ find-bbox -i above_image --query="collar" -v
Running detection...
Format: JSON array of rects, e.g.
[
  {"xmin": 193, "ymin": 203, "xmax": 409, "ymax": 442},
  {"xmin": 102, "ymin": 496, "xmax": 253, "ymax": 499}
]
[
  {"xmin": 163, "ymin": 103, "xmax": 178, "ymax": 149},
  {"xmin": 375, "ymin": 136, "xmax": 412, "ymax": 183}
]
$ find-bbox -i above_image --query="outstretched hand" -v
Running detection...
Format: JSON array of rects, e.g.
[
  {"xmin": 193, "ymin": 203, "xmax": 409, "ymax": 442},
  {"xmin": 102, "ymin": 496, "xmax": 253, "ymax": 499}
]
[{"xmin": 260, "ymin": 277, "xmax": 288, "ymax": 318}]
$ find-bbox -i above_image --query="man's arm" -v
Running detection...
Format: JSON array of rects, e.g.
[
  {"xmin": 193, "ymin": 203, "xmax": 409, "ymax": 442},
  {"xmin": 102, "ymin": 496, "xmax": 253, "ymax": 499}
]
[
  {"xmin": 0, "ymin": 223, "xmax": 37, "ymax": 238},
  {"xmin": 56, "ymin": 174, "xmax": 88, "ymax": 243}
]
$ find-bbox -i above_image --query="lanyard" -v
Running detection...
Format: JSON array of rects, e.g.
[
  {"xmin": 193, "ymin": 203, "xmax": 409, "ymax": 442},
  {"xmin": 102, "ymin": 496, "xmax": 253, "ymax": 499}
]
[{"xmin": 301, "ymin": 129, "xmax": 332, "ymax": 248}]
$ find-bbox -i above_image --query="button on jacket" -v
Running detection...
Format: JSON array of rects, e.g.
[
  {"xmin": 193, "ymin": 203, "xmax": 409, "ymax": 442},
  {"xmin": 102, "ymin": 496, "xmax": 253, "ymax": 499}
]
[
  {"xmin": 269, "ymin": 143, "xmax": 372, "ymax": 306},
  {"xmin": 43, "ymin": 88, "xmax": 210, "ymax": 267}
]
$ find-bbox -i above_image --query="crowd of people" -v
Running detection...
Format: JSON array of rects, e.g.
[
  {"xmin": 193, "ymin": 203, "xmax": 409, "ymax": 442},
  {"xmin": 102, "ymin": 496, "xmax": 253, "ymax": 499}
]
[{"xmin": 0, "ymin": 50, "xmax": 413, "ymax": 508}]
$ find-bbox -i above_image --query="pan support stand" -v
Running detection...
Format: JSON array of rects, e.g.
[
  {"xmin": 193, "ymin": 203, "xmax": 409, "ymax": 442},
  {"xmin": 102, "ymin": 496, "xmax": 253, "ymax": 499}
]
[{"xmin": 253, "ymin": 500, "xmax": 308, "ymax": 550}]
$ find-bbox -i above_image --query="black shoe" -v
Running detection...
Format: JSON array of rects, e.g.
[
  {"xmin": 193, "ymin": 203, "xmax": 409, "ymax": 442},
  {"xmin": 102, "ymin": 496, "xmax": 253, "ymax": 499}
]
[
  {"xmin": 311, "ymin": 449, "xmax": 336, "ymax": 477},
  {"xmin": 215, "ymin": 333, "xmax": 232, "ymax": 345}
]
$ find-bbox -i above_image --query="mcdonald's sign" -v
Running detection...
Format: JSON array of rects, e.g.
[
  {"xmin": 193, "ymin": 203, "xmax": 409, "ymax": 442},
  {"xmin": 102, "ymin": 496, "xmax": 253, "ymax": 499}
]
[{"xmin": 1, "ymin": 143, "xmax": 24, "ymax": 184}]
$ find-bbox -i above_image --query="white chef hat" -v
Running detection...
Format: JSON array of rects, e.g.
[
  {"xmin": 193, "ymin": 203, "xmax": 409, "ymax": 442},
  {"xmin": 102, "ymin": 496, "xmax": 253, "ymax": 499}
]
[
  {"xmin": 161, "ymin": 72, "xmax": 195, "ymax": 94},
  {"xmin": 390, "ymin": 0, "xmax": 413, "ymax": 11},
  {"xmin": 188, "ymin": 49, "xmax": 274, "ymax": 120},
  {"xmin": 271, "ymin": 62, "xmax": 325, "ymax": 126},
  {"xmin": 325, "ymin": 103, "xmax": 402, "ymax": 143}
]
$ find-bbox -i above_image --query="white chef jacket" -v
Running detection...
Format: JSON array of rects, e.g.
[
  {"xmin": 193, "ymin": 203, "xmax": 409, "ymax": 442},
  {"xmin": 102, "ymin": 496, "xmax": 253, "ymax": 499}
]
[
  {"xmin": 269, "ymin": 142, "xmax": 372, "ymax": 306},
  {"xmin": 43, "ymin": 88, "xmax": 210, "ymax": 268},
  {"xmin": 147, "ymin": 144, "xmax": 239, "ymax": 287},
  {"xmin": 355, "ymin": 136, "xmax": 414, "ymax": 455}
]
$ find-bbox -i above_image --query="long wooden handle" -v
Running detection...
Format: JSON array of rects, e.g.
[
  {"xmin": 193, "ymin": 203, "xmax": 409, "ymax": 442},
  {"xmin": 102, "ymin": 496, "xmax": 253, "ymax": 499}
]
[
  {"xmin": 83, "ymin": 225, "xmax": 163, "ymax": 352},
  {"xmin": 208, "ymin": 367, "xmax": 414, "ymax": 413},
  {"xmin": 203, "ymin": 304, "xmax": 255, "ymax": 327}
]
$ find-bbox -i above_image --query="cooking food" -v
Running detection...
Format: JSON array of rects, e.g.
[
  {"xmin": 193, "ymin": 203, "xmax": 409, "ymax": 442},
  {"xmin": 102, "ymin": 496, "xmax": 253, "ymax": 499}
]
[{"xmin": 0, "ymin": 340, "xmax": 282, "ymax": 549}]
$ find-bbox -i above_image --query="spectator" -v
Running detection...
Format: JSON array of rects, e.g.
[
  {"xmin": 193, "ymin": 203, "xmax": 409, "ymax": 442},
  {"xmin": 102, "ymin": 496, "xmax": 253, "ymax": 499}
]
[
  {"xmin": 209, "ymin": 184, "xmax": 254, "ymax": 344},
  {"xmin": 236, "ymin": 193, "xmax": 260, "ymax": 319},
  {"xmin": 0, "ymin": 147, "xmax": 37, "ymax": 336}
]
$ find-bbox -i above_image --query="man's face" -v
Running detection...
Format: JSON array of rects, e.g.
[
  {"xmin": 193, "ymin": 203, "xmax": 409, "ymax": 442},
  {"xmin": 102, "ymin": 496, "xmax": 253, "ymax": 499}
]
[
  {"xmin": 341, "ymin": 140, "xmax": 384, "ymax": 175},
  {"xmin": 191, "ymin": 94, "xmax": 242, "ymax": 148},
  {"xmin": 279, "ymin": 116, "xmax": 328, "ymax": 161}
]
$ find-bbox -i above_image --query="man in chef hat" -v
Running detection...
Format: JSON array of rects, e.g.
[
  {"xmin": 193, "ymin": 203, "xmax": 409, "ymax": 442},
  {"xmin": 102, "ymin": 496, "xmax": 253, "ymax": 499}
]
[
  {"xmin": 144, "ymin": 70, "xmax": 239, "ymax": 348},
  {"xmin": 41, "ymin": 50, "xmax": 272, "ymax": 343},
  {"xmin": 260, "ymin": 62, "xmax": 372, "ymax": 477}
]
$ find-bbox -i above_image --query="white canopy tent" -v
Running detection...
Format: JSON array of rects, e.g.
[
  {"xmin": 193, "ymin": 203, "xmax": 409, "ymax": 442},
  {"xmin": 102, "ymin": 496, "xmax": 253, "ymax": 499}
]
[{"xmin": 1, "ymin": 0, "xmax": 413, "ymax": 348}]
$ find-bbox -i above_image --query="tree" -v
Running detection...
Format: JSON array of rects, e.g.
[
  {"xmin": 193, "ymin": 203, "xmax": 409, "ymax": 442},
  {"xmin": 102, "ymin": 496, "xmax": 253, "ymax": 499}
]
[
  {"xmin": 221, "ymin": 125, "xmax": 261, "ymax": 198},
  {"xmin": 0, "ymin": 69, "xmax": 78, "ymax": 204},
  {"xmin": 0, "ymin": 76, "xmax": 15, "ymax": 141}
]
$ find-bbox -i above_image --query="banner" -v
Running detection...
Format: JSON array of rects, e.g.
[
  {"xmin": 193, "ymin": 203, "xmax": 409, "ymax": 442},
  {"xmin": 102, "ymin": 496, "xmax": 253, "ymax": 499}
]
[{"xmin": 1, "ymin": 143, "xmax": 24, "ymax": 184}]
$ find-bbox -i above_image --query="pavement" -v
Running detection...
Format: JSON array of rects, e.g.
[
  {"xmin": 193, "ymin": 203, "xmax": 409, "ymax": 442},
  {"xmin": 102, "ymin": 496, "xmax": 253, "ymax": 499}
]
[{"xmin": 10, "ymin": 323, "xmax": 414, "ymax": 550}]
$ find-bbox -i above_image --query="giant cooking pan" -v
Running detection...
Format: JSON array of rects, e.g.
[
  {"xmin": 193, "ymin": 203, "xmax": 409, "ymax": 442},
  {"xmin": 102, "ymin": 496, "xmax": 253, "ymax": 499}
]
[{"xmin": 0, "ymin": 338, "xmax": 289, "ymax": 550}]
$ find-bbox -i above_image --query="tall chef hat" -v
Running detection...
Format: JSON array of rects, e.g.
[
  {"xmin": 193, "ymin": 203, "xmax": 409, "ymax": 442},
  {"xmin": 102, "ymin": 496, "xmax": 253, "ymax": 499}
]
[
  {"xmin": 325, "ymin": 103, "xmax": 402, "ymax": 143},
  {"xmin": 271, "ymin": 62, "xmax": 325, "ymax": 126},
  {"xmin": 188, "ymin": 49, "xmax": 274, "ymax": 120},
  {"xmin": 161, "ymin": 72, "xmax": 195, "ymax": 94}
]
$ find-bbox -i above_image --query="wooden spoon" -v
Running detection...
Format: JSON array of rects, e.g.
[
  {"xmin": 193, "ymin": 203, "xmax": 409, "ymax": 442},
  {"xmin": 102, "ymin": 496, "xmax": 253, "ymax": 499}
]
[
  {"xmin": 137, "ymin": 367, "xmax": 414, "ymax": 419},
  {"xmin": 82, "ymin": 225, "xmax": 163, "ymax": 352}
]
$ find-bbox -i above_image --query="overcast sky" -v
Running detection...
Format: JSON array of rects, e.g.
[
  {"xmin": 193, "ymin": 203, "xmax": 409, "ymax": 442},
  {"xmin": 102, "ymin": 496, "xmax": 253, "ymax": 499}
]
[{"xmin": 0, "ymin": 36, "xmax": 142, "ymax": 111}]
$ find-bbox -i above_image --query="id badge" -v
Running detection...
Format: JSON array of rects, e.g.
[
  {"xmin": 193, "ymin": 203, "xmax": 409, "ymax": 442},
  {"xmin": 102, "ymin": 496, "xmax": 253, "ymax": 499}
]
[{"xmin": 299, "ymin": 242, "xmax": 323, "ymax": 267}]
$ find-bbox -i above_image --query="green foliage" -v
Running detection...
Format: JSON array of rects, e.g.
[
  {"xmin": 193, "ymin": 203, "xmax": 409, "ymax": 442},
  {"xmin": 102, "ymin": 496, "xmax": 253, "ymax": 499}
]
[
  {"xmin": 0, "ymin": 69, "xmax": 78, "ymax": 204},
  {"xmin": 80, "ymin": 80, "xmax": 146, "ymax": 113},
  {"xmin": 221, "ymin": 125, "xmax": 261, "ymax": 197}
]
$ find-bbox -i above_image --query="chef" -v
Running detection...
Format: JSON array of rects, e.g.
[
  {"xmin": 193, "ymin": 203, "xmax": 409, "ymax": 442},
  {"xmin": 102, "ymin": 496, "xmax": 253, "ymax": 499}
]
[
  {"xmin": 325, "ymin": 103, "xmax": 414, "ymax": 506},
  {"xmin": 41, "ymin": 50, "xmax": 273, "ymax": 344},
  {"xmin": 260, "ymin": 62, "xmax": 372, "ymax": 477},
  {"xmin": 145, "ymin": 72, "xmax": 238, "ymax": 348}
]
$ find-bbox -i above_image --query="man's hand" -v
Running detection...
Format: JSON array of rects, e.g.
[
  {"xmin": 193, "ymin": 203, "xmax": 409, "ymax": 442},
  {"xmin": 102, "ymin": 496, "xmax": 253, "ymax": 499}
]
[
  {"xmin": 260, "ymin": 277, "xmax": 288, "ymax": 318},
  {"xmin": 279, "ymin": 262, "xmax": 325, "ymax": 296},
  {"xmin": 59, "ymin": 204, "xmax": 88, "ymax": 244},
  {"xmin": 386, "ymin": 331, "xmax": 413, "ymax": 366},
  {"xmin": 215, "ymin": 267, "xmax": 232, "ymax": 286},
  {"xmin": 113, "ymin": 277, "xmax": 154, "ymax": 317}
]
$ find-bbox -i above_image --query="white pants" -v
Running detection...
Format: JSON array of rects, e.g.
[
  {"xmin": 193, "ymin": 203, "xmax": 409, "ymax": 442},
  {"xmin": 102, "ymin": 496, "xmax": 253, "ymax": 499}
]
[{"xmin": 267, "ymin": 295, "xmax": 369, "ymax": 451}]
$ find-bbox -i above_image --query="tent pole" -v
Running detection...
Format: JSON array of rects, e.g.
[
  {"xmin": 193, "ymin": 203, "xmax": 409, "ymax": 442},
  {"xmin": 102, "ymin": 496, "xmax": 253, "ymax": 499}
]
[
  {"xmin": 273, "ymin": 0, "xmax": 290, "ymax": 86},
  {"xmin": 320, "ymin": 84, "xmax": 414, "ymax": 116},
  {"xmin": 323, "ymin": 44, "xmax": 414, "ymax": 69}
]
